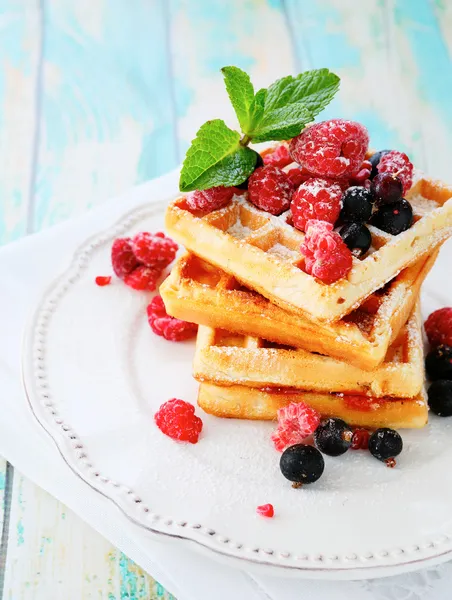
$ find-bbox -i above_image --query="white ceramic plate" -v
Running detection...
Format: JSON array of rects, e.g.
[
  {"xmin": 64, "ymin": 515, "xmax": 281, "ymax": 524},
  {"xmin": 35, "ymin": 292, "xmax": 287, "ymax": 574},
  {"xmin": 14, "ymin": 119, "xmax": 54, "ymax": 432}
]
[{"xmin": 22, "ymin": 198, "xmax": 452, "ymax": 579}]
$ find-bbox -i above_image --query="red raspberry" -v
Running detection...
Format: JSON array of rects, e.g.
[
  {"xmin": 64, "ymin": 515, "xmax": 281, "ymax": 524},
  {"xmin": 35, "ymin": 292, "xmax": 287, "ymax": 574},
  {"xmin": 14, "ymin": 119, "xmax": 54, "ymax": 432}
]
[
  {"xmin": 256, "ymin": 504, "xmax": 274, "ymax": 518},
  {"xmin": 111, "ymin": 238, "xmax": 140, "ymax": 279},
  {"xmin": 351, "ymin": 429, "xmax": 370, "ymax": 450},
  {"xmin": 425, "ymin": 308, "xmax": 452, "ymax": 347},
  {"xmin": 154, "ymin": 399, "xmax": 203, "ymax": 443},
  {"xmin": 350, "ymin": 159, "xmax": 372, "ymax": 185},
  {"xmin": 291, "ymin": 178, "xmax": 342, "ymax": 232},
  {"xmin": 271, "ymin": 402, "xmax": 320, "ymax": 452},
  {"xmin": 289, "ymin": 119, "xmax": 369, "ymax": 179},
  {"xmin": 124, "ymin": 265, "xmax": 161, "ymax": 291},
  {"xmin": 147, "ymin": 295, "xmax": 198, "ymax": 342},
  {"xmin": 247, "ymin": 166, "xmax": 294, "ymax": 215},
  {"xmin": 95, "ymin": 276, "xmax": 112, "ymax": 287},
  {"xmin": 301, "ymin": 220, "xmax": 353, "ymax": 284},
  {"xmin": 286, "ymin": 168, "xmax": 311, "ymax": 187},
  {"xmin": 377, "ymin": 151, "xmax": 414, "ymax": 194},
  {"xmin": 131, "ymin": 232, "xmax": 178, "ymax": 269},
  {"xmin": 263, "ymin": 145, "xmax": 292, "ymax": 169},
  {"xmin": 186, "ymin": 186, "xmax": 236, "ymax": 212}
]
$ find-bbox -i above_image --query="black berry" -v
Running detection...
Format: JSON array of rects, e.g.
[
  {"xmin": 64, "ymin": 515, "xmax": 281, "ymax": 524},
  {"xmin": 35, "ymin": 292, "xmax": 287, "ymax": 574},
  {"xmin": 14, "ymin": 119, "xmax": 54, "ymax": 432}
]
[
  {"xmin": 237, "ymin": 151, "xmax": 264, "ymax": 190},
  {"xmin": 314, "ymin": 418, "xmax": 353, "ymax": 456},
  {"xmin": 340, "ymin": 187, "xmax": 373, "ymax": 223},
  {"xmin": 371, "ymin": 199, "xmax": 413, "ymax": 235},
  {"xmin": 279, "ymin": 444, "xmax": 324, "ymax": 485},
  {"xmin": 425, "ymin": 345, "xmax": 452, "ymax": 381},
  {"xmin": 370, "ymin": 173, "xmax": 403, "ymax": 206},
  {"xmin": 428, "ymin": 380, "xmax": 452, "ymax": 416},
  {"xmin": 339, "ymin": 223, "xmax": 372, "ymax": 257},
  {"xmin": 368, "ymin": 428, "xmax": 403, "ymax": 466},
  {"xmin": 369, "ymin": 150, "xmax": 390, "ymax": 179}
]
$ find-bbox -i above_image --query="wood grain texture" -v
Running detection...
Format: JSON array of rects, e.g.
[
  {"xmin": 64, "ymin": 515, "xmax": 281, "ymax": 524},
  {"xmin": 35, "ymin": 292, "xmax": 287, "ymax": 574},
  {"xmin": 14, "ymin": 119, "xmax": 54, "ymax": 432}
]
[
  {"xmin": 168, "ymin": 0, "xmax": 296, "ymax": 157},
  {"xmin": 3, "ymin": 473, "xmax": 174, "ymax": 600},
  {"xmin": 284, "ymin": 0, "xmax": 452, "ymax": 180},
  {"xmin": 0, "ymin": 1, "xmax": 39, "ymax": 243},
  {"xmin": 33, "ymin": 0, "xmax": 178, "ymax": 232}
]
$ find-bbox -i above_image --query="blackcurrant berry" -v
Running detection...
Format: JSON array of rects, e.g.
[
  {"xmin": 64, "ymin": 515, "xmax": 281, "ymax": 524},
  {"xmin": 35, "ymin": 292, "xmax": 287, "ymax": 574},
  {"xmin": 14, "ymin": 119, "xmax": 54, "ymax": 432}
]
[
  {"xmin": 369, "ymin": 428, "xmax": 403, "ymax": 466},
  {"xmin": 314, "ymin": 418, "xmax": 353, "ymax": 456},
  {"xmin": 370, "ymin": 173, "xmax": 403, "ymax": 206},
  {"xmin": 428, "ymin": 380, "xmax": 452, "ymax": 417},
  {"xmin": 340, "ymin": 187, "xmax": 373, "ymax": 223},
  {"xmin": 339, "ymin": 222, "xmax": 372, "ymax": 257},
  {"xmin": 425, "ymin": 345, "xmax": 452, "ymax": 381},
  {"xmin": 280, "ymin": 444, "xmax": 325, "ymax": 485},
  {"xmin": 370, "ymin": 199, "xmax": 413, "ymax": 235}
]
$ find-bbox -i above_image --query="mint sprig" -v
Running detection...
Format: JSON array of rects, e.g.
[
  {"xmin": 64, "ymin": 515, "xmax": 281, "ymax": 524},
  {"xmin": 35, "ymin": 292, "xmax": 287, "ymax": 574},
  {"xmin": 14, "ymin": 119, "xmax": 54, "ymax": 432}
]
[
  {"xmin": 221, "ymin": 66, "xmax": 255, "ymax": 133},
  {"xmin": 179, "ymin": 67, "xmax": 339, "ymax": 192},
  {"xmin": 179, "ymin": 120, "xmax": 258, "ymax": 192}
]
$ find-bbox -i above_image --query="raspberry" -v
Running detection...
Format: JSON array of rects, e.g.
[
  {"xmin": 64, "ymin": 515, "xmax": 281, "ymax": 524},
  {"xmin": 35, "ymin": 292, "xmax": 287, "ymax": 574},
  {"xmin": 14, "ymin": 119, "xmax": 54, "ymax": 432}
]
[
  {"xmin": 154, "ymin": 399, "xmax": 203, "ymax": 443},
  {"xmin": 351, "ymin": 429, "xmax": 370, "ymax": 450},
  {"xmin": 377, "ymin": 151, "xmax": 414, "ymax": 194},
  {"xmin": 95, "ymin": 276, "xmax": 112, "ymax": 287},
  {"xmin": 286, "ymin": 168, "xmax": 311, "ymax": 188},
  {"xmin": 186, "ymin": 186, "xmax": 236, "ymax": 212},
  {"xmin": 263, "ymin": 145, "xmax": 292, "ymax": 169},
  {"xmin": 247, "ymin": 166, "xmax": 294, "ymax": 215},
  {"xmin": 147, "ymin": 295, "xmax": 198, "ymax": 341},
  {"xmin": 124, "ymin": 265, "xmax": 161, "ymax": 291},
  {"xmin": 111, "ymin": 238, "xmax": 140, "ymax": 279},
  {"xmin": 147, "ymin": 294, "xmax": 167, "ymax": 319},
  {"xmin": 131, "ymin": 232, "xmax": 178, "ymax": 269},
  {"xmin": 271, "ymin": 402, "xmax": 320, "ymax": 452},
  {"xmin": 350, "ymin": 159, "xmax": 372, "ymax": 185},
  {"xmin": 291, "ymin": 178, "xmax": 342, "ymax": 232},
  {"xmin": 425, "ymin": 308, "xmax": 452, "ymax": 347},
  {"xmin": 301, "ymin": 220, "xmax": 353, "ymax": 284},
  {"xmin": 289, "ymin": 119, "xmax": 369, "ymax": 179},
  {"xmin": 256, "ymin": 504, "xmax": 274, "ymax": 518}
]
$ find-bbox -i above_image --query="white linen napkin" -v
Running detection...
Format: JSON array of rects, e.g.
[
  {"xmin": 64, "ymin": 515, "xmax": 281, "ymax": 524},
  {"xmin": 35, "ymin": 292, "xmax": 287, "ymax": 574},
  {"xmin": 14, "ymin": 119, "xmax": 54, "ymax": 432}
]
[{"xmin": 1, "ymin": 170, "xmax": 451, "ymax": 600}]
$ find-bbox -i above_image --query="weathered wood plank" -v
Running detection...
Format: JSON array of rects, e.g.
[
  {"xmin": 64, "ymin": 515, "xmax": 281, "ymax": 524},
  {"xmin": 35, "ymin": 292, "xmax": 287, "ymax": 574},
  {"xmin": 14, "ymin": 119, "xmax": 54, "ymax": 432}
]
[
  {"xmin": 3, "ymin": 473, "xmax": 175, "ymax": 599},
  {"xmin": 0, "ymin": 458, "xmax": 6, "ymax": 537},
  {"xmin": 390, "ymin": 0, "xmax": 452, "ymax": 178},
  {"xmin": 0, "ymin": 461, "xmax": 14, "ymax": 594},
  {"xmin": 0, "ymin": 1, "xmax": 39, "ymax": 243},
  {"xmin": 434, "ymin": 0, "xmax": 452, "ymax": 56},
  {"xmin": 169, "ymin": 0, "xmax": 295, "ymax": 157},
  {"xmin": 283, "ymin": 0, "xmax": 452, "ymax": 180},
  {"xmin": 33, "ymin": 0, "xmax": 178, "ymax": 232}
]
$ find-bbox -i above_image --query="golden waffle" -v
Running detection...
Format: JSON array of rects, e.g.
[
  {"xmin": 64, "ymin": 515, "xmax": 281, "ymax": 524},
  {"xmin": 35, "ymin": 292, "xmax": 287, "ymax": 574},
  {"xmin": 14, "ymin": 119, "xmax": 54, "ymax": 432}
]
[
  {"xmin": 166, "ymin": 176, "xmax": 452, "ymax": 323},
  {"xmin": 197, "ymin": 382, "xmax": 428, "ymax": 429},
  {"xmin": 161, "ymin": 250, "xmax": 437, "ymax": 371},
  {"xmin": 193, "ymin": 301, "xmax": 423, "ymax": 399}
]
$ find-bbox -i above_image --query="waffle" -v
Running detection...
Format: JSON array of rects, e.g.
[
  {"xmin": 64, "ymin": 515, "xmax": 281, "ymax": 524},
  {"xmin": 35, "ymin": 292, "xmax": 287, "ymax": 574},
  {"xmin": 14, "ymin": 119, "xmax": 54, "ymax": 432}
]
[
  {"xmin": 193, "ymin": 299, "xmax": 423, "ymax": 398},
  {"xmin": 166, "ymin": 176, "xmax": 452, "ymax": 322},
  {"xmin": 161, "ymin": 250, "xmax": 437, "ymax": 371},
  {"xmin": 197, "ymin": 382, "xmax": 428, "ymax": 429}
]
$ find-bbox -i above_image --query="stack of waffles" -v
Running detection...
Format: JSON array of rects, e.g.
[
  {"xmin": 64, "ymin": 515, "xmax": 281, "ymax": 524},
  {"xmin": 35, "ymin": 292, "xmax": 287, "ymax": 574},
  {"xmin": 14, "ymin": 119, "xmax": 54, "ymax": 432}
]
[{"xmin": 162, "ymin": 176, "xmax": 452, "ymax": 429}]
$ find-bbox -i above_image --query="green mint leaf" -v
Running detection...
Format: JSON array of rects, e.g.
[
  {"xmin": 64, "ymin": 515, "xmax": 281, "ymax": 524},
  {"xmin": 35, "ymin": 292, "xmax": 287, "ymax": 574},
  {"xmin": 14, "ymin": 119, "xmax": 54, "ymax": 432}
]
[
  {"xmin": 221, "ymin": 66, "xmax": 255, "ymax": 133},
  {"xmin": 248, "ymin": 88, "xmax": 267, "ymax": 132},
  {"xmin": 179, "ymin": 119, "xmax": 257, "ymax": 191},
  {"xmin": 250, "ymin": 103, "xmax": 313, "ymax": 142},
  {"xmin": 265, "ymin": 68, "xmax": 340, "ymax": 117}
]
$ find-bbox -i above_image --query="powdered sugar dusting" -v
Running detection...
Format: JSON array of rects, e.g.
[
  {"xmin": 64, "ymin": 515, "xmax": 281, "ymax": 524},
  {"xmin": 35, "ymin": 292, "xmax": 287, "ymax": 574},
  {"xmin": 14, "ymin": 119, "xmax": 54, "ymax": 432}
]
[
  {"xmin": 267, "ymin": 243, "xmax": 299, "ymax": 260},
  {"xmin": 227, "ymin": 221, "xmax": 254, "ymax": 239},
  {"xmin": 409, "ymin": 194, "xmax": 440, "ymax": 216}
]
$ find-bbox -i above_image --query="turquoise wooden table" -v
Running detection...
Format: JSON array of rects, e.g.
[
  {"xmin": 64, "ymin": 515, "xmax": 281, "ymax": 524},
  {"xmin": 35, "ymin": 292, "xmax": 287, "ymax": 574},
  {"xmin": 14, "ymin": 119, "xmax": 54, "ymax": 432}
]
[{"xmin": 1, "ymin": 1, "xmax": 451, "ymax": 597}]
